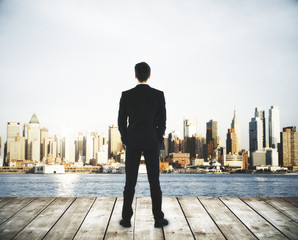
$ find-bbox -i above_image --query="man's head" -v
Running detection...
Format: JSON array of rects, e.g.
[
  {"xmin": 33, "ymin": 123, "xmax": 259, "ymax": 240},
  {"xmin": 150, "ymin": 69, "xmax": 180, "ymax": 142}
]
[{"xmin": 135, "ymin": 62, "xmax": 151, "ymax": 82}]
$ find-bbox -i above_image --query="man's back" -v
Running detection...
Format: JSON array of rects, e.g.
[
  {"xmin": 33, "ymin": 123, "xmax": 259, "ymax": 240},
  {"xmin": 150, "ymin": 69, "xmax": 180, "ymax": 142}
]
[{"xmin": 118, "ymin": 84, "xmax": 166, "ymax": 145}]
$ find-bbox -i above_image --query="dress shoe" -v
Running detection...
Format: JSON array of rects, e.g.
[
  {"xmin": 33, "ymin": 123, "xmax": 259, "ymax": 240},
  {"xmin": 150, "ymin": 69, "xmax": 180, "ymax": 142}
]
[
  {"xmin": 154, "ymin": 218, "xmax": 169, "ymax": 228},
  {"xmin": 120, "ymin": 219, "xmax": 131, "ymax": 228}
]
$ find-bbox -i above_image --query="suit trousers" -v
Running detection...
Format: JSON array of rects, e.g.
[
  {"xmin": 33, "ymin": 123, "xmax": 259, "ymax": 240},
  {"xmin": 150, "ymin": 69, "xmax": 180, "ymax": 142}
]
[{"xmin": 122, "ymin": 135, "xmax": 164, "ymax": 221}]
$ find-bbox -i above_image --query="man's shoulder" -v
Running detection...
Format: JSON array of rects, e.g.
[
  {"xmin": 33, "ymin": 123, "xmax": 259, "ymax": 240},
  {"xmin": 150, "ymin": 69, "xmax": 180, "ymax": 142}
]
[{"xmin": 149, "ymin": 86, "xmax": 164, "ymax": 95}]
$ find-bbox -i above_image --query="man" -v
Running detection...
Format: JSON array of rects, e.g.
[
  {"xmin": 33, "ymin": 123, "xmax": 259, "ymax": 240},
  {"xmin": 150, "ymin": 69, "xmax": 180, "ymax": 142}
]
[{"xmin": 118, "ymin": 62, "xmax": 168, "ymax": 228}]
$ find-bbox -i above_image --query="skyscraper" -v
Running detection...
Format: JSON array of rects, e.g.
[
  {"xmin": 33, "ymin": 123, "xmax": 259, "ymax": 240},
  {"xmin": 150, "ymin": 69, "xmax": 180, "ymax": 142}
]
[
  {"xmin": 269, "ymin": 106, "xmax": 280, "ymax": 149},
  {"xmin": 85, "ymin": 133, "xmax": 94, "ymax": 164},
  {"xmin": 109, "ymin": 125, "xmax": 122, "ymax": 157},
  {"xmin": 226, "ymin": 128, "xmax": 236, "ymax": 154},
  {"xmin": 231, "ymin": 110, "xmax": 241, "ymax": 153},
  {"xmin": 249, "ymin": 116, "xmax": 263, "ymax": 153},
  {"xmin": 279, "ymin": 126, "xmax": 298, "ymax": 168},
  {"xmin": 40, "ymin": 128, "xmax": 49, "ymax": 161},
  {"xmin": 5, "ymin": 122, "xmax": 24, "ymax": 164},
  {"xmin": 255, "ymin": 107, "xmax": 266, "ymax": 148},
  {"xmin": 7, "ymin": 122, "xmax": 20, "ymax": 154},
  {"xmin": 206, "ymin": 120, "xmax": 217, "ymax": 158},
  {"xmin": 183, "ymin": 118, "xmax": 197, "ymax": 139},
  {"xmin": 27, "ymin": 113, "xmax": 40, "ymax": 162}
]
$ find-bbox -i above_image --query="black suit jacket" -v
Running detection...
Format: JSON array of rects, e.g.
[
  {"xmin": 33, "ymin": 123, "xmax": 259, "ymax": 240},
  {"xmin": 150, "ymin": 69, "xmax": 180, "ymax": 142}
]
[{"xmin": 118, "ymin": 84, "xmax": 166, "ymax": 145}]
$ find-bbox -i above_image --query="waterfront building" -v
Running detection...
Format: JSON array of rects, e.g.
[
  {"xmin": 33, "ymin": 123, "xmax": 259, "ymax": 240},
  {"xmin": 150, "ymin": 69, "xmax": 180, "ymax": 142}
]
[
  {"xmin": 249, "ymin": 114, "xmax": 263, "ymax": 166},
  {"xmin": 225, "ymin": 154, "xmax": 243, "ymax": 169},
  {"xmin": 266, "ymin": 148, "xmax": 279, "ymax": 166},
  {"xmin": 168, "ymin": 131, "xmax": 179, "ymax": 154},
  {"xmin": 184, "ymin": 134, "xmax": 205, "ymax": 159},
  {"xmin": 40, "ymin": 128, "xmax": 49, "ymax": 161},
  {"xmin": 252, "ymin": 150, "xmax": 266, "ymax": 166},
  {"xmin": 55, "ymin": 135, "xmax": 62, "ymax": 160},
  {"xmin": 168, "ymin": 152, "xmax": 190, "ymax": 168},
  {"xmin": 62, "ymin": 136, "xmax": 75, "ymax": 163},
  {"xmin": 85, "ymin": 133, "xmax": 94, "ymax": 164},
  {"xmin": 23, "ymin": 123, "xmax": 29, "ymax": 160},
  {"xmin": 160, "ymin": 136, "xmax": 169, "ymax": 157},
  {"xmin": 269, "ymin": 106, "xmax": 280, "ymax": 149},
  {"xmin": 206, "ymin": 120, "xmax": 218, "ymax": 159},
  {"xmin": 231, "ymin": 110, "xmax": 241, "ymax": 153},
  {"xmin": 9, "ymin": 133, "xmax": 25, "ymax": 163},
  {"xmin": 279, "ymin": 126, "xmax": 298, "ymax": 168},
  {"xmin": 183, "ymin": 118, "xmax": 197, "ymax": 139},
  {"xmin": 5, "ymin": 122, "xmax": 21, "ymax": 164},
  {"xmin": 254, "ymin": 107, "xmax": 266, "ymax": 148},
  {"xmin": 252, "ymin": 148, "xmax": 279, "ymax": 167},
  {"xmin": 108, "ymin": 125, "xmax": 122, "ymax": 158},
  {"xmin": 97, "ymin": 144, "xmax": 108, "ymax": 164},
  {"xmin": 34, "ymin": 164, "xmax": 65, "ymax": 174},
  {"xmin": 226, "ymin": 128, "xmax": 236, "ymax": 154},
  {"xmin": 6, "ymin": 122, "xmax": 20, "ymax": 155},
  {"xmin": 27, "ymin": 114, "xmax": 40, "ymax": 162}
]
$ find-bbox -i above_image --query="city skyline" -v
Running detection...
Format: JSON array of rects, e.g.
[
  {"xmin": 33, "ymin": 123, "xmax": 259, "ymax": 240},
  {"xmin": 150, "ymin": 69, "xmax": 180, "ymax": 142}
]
[{"xmin": 1, "ymin": 0, "xmax": 297, "ymax": 152}]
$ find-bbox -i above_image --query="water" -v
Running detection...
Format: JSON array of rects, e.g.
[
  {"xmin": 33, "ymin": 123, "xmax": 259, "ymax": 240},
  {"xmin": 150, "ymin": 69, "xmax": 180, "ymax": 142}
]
[{"xmin": 0, "ymin": 174, "xmax": 297, "ymax": 197}]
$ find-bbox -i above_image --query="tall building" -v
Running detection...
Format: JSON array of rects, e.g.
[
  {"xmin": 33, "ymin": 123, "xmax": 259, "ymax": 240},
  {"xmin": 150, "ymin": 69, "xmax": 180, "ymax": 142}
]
[
  {"xmin": 206, "ymin": 120, "xmax": 217, "ymax": 158},
  {"xmin": 269, "ymin": 106, "xmax": 280, "ymax": 149},
  {"xmin": 62, "ymin": 136, "xmax": 75, "ymax": 163},
  {"xmin": 5, "ymin": 122, "xmax": 24, "ymax": 164},
  {"xmin": 226, "ymin": 128, "xmax": 237, "ymax": 154},
  {"xmin": 23, "ymin": 123, "xmax": 29, "ymax": 160},
  {"xmin": 85, "ymin": 133, "xmax": 94, "ymax": 164},
  {"xmin": 27, "ymin": 114, "xmax": 40, "ymax": 162},
  {"xmin": 255, "ymin": 107, "xmax": 266, "ymax": 148},
  {"xmin": 249, "ymin": 116, "xmax": 263, "ymax": 153},
  {"xmin": 109, "ymin": 125, "xmax": 122, "ymax": 157},
  {"xmin": 40, "ymin": 128, "xmax": 49, "ymax": 161},
  {"xmin": 7, "ymin": 122, "xmax": 20, "ymax": 154},
  {"xmin": 9, "ymin": 133, "xmax": 25, "ymax": 161},
  {"xmin": 279, "ymin": 126, "xmax": 298, "ymax": 168},
  {"xmin": 183, "ymin": 118, "xmax": 197, "ymax": 139},
  {"xmin": 231, "ymin": 110, "xmax": 241, "ymax": 153}
]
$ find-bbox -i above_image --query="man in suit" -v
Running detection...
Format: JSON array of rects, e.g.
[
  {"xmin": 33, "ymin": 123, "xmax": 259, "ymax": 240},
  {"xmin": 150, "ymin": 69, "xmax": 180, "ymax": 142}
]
[{"xmin": 118, "ymin": 62, "xmax": 168, "ymax": 228}]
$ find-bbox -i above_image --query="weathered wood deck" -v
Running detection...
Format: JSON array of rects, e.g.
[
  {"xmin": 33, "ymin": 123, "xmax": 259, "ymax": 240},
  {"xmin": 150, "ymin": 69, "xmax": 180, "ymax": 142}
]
[{"xmin": 0, "ymin": 197, "xmax": 297, "ymax": 239}]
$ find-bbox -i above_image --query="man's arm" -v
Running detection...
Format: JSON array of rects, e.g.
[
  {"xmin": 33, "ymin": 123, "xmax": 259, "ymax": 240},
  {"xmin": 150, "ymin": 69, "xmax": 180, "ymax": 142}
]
[
  {"xmin": 157, "ymin": 91, "xmax": 166, "ymax": 143},
  {"xmin": 118, "ymin": 92, "xmax": 128, "ymax": 145}
]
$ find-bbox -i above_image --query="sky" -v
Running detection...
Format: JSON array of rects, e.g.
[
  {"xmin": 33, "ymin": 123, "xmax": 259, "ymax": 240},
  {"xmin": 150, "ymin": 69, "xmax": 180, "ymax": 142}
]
[{"xmin": 0, "ymin": 0, "xmax": 297, "ymax": 152}]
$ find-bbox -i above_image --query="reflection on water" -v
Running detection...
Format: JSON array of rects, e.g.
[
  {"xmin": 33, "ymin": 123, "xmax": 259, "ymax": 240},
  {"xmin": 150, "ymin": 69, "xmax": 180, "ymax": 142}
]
[
  {"xmin": 55, "ymin": 174, "xmax": 80, "ymax": 196},
  {"xmin": 255, "ymin": 177, "xmax": 267, "ymax": 182},
  {"xmin": 0, "ymin": 174, "xmax": 297, "ymax": 197}
]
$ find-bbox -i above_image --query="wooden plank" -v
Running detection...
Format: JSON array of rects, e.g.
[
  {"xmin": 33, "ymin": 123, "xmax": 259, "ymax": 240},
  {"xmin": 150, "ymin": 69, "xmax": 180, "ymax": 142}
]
[
  {"xmin": 0, "ymin": 197, "xmax": 35, "ymax": 225},
  {"xmin": 134, "ymin": 197, "xmax": 163, "ymax": 240},
  {"xmin": 0, "ymin": 197, "xmax": 15, "ymax": 208},
  {"xmin": 242, "ymin": 197, "xmax": 298, "ymax": 239},
  {"xmin": 282, "ymin": 197, "xmax": 298, "ymax": 208},
  {"xmin": 162, "ymin": 197, "xmax": 194, "ymax": 240},
  {"xmin": 199, "ymin": 197, "xmax": 256, "ymax": 240},
  {"xmin": 262, "ymin": 197, "xmax": 298, "ymax": 223},
  {"xmin": 221, "ymin": 197, "xmax": 285, "ymax": 240},
  {"xmin": 178, "ymin": 197, "xmax": 224, "ymax": 240},
  {"xmin": 14, "ymin": 197, "xmax": 75, "ymax": 240},
  {"xmin": 74, "ymin": 197, "xmax": 116, "ymax": 240},
  {"xmin": 104, "ymin": 198, "xmax": 136, "ymax": 240},
  {"xmin": 43, "ymin": 197, "xmax": 95, "ymax": 240},
  {"xmin": 0, "ymin": 197, "xmax": 54, "ymax": 240}
]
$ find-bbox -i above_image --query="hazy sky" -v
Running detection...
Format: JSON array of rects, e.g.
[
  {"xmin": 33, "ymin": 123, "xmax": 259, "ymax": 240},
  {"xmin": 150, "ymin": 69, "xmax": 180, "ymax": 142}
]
[{"xmin": 0, "ymin": 0, "xmax": 297, "ymax": 151}]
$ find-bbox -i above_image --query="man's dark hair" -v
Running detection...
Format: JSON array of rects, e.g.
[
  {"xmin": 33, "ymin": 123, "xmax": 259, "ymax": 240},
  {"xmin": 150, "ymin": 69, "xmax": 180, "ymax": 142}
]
[{"xmin": 135, "ymin": 62, "xmax": 151, "ymax": 82}]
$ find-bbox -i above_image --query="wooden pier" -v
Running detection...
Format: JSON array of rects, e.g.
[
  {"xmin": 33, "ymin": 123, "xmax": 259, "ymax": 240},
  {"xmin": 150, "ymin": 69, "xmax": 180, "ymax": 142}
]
[{"xmin": 0, "ymin": 197, "xmax": 297, "ymax": 239}]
